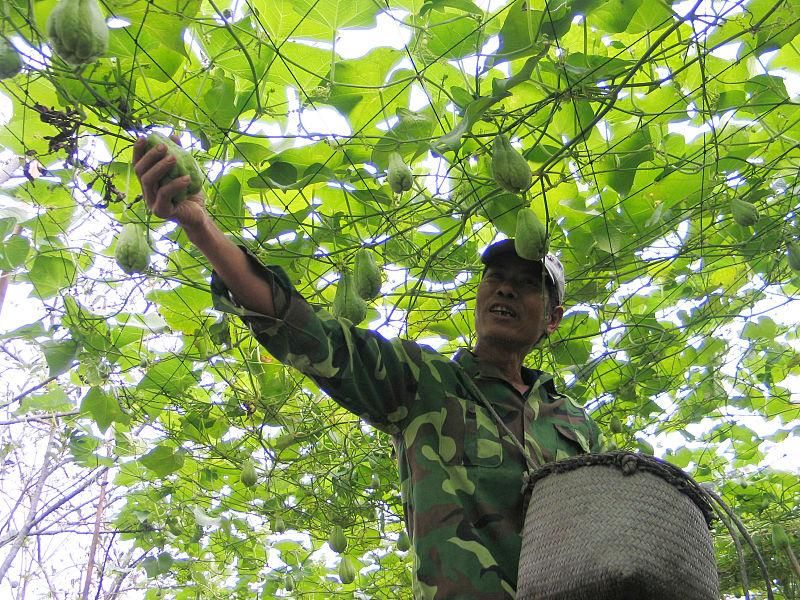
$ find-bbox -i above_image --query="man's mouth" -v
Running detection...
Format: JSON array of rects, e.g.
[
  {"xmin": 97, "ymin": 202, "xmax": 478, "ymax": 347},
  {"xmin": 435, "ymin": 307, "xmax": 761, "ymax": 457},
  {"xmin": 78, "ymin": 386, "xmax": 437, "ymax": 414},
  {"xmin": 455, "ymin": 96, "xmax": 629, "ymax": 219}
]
[{"xmin": 489, "ymin": 304, "xmax": 517, "ymax": 318}]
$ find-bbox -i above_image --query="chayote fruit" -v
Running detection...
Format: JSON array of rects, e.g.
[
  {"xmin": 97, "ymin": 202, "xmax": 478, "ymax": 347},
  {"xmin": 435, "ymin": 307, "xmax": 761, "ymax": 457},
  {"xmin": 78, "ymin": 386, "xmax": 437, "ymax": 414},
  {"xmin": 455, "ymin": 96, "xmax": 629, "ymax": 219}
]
[
  {"xmin": 788, "ymin": 241, "xmax": 800, "ymax": 273},
  {"xmin": 354, "ymin": 248, "xmax": 382, "ymax": 300},
  {"xmin": 396, "ymin": 530, "xmax": 411, "ymax": 552},
  {"xmin": 492, "ymin": 134, "xmax": 532, "ymax": 194},
  {"xmin": 240, "ymin": 459, "xmax": 258, "ymax": 488},
  {"xmin": 144, "ymin": 132, "xmax": 204, "ymax": 203},
  {"xmin": 332, "ymin": 271, "xmax": 368, "ymax": 325},
  {"xmin": 772, "ymin": 524, "xmax": 791, "ymax": 551},
  {"xmin": 272, "ymin": 516, "xmax": 287, "ymax": 533},
  {"xmin": 114, "ymin": 223, "xmax": 150, "ymax": 275},
  {"xmin": 609, "ymin": 415, "xmax": 623, "ymax": 434},
  {"xmin": 730, "ymin": 197, "xmax": 759, "ymax": 227},
  {"xmin": 0, "ymin": 38, "xmax": 22, "ymax": 79},
  {"xmin": 514, "ymin": 208, "xmax": 548, "ymax": 262},
  {"xmin": 328, "ymin": 525, "xmax": 348, "ymax": 554},
  {"xmin": 47, "ymin": 0, "xmax": 109, "ymax": 66},
  {"xmin": 338, "ymin": 556, "xmax": 357, "ymax": 584},
  {"xmin": 387, "ymin": 152, "xmax": 413, "ymax": 194}
]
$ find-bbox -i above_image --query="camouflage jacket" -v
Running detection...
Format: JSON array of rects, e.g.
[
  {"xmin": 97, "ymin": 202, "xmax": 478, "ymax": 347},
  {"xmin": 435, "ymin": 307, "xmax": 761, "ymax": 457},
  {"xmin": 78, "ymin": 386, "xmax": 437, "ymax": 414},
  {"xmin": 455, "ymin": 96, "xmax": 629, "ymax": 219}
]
[{"xmin": 211, "ymin": 251, "xmax": 602, "ymax": 599}]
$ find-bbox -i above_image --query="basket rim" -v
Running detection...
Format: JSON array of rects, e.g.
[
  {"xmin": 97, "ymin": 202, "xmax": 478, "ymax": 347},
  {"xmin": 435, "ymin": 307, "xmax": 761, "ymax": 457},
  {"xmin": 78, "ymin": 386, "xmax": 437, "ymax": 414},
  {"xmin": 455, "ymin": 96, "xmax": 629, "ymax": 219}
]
[{"xmin": 525, "ymin": 451, "xmax": 716, "ymax": 528}]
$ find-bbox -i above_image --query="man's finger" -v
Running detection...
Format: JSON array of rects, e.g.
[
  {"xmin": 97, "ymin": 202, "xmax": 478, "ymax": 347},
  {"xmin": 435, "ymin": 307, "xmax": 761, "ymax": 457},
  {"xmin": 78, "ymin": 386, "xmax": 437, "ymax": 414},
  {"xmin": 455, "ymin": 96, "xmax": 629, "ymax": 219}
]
[
  {"xmin": 150, "ymin": 176, "xmax": 190, "ymax": 219},
  {"xmin": 133, "ymin": 143, "xmax": 170, "ymax": 181},
  {"xmin": 132, "ymin": 137, "xmax": 148, "ymax": 163},
  {"xmin": 138, "ymin": 153, "xmax": 176, "ymax": 192}
]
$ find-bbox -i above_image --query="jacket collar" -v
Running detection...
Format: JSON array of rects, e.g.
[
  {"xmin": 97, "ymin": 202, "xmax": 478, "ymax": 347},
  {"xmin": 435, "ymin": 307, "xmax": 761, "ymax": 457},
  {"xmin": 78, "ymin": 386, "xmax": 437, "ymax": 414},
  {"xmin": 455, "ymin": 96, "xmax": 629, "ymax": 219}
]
[{"xmin": 454, "ymin": 348, "xmax": 548, "ymax": 388}]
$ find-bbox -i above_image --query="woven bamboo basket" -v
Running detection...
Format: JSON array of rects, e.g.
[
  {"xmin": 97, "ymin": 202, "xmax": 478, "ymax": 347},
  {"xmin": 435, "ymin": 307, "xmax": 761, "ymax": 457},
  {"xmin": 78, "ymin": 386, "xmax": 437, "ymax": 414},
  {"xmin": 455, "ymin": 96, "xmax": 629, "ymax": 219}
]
[{"xmin": 516, "ymin": 452, "xmax": 719, "ymax": 600}]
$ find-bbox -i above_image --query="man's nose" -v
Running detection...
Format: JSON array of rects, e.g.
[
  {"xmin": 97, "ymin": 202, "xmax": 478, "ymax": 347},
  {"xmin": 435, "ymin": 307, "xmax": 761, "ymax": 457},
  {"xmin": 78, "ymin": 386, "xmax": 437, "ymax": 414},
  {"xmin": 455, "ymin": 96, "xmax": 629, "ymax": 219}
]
[{"xmin": 495, "ymin": 281, "xmax": 517, "ymax": 297}]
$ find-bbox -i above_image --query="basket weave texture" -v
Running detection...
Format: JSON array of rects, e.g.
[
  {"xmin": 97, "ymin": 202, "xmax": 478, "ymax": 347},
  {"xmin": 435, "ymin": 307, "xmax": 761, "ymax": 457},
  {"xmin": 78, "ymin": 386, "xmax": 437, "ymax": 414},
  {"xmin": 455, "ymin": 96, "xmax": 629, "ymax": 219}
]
[{"xmin": 516, "ymin": 452, "xmax": 719, "ymax": 600}]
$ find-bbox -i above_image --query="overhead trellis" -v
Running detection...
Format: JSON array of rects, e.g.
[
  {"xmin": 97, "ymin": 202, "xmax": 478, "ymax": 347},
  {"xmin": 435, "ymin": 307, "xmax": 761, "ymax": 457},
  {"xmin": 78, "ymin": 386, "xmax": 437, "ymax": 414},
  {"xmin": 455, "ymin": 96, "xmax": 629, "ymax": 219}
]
[{"xmin": 0, "ymin": 0, "xmax": 798, "ymax": 597}]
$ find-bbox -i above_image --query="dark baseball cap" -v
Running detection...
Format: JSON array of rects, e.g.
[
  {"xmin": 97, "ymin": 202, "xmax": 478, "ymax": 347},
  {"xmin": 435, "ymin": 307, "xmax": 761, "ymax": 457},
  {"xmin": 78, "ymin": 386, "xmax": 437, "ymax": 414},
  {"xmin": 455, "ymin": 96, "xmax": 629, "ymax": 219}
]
[{"xmin": 480, "ymin": 239, "xmax": 566, "ymax": 305}]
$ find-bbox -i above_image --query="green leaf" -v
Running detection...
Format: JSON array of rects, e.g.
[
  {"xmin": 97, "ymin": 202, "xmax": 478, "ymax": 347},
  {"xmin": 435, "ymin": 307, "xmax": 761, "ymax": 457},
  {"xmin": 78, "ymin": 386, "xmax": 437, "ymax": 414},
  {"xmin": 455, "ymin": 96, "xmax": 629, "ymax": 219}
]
[
  {"xmin": 748, "ymin": 0, "xmax": 800, "ymax": 51},
  {"xmin": 27, "ymin": 252, "xmax": 77, "ymax": 299},
  {"xmin": 742, "ymin": 317, "xmax": 778, "ymax": 341},
  {"xmin": 600, "ymin": 126, "xmax": 654, "ymax": 196},
  {"xmin": 743, "ymin": 74, "xmax": 789, "ymax": 114},
  {"xmin": 0, "ymin": 234, "xmax": 30, "ymax": 271},
  {"xmin": 287, "ymin": 0, "xmax": 378, "ymax": 29},
  {"xmin": 212, "ymin": 173, "xmax": 244, "ymax": 234},
  {"xmin": 372, "ymin": 108, "xmax": 437, "ymax": 163},
  {"xmin": 68, "ymin": 431, "xmax": 113, "ymax": 468},
  {"xmin": 138, "ymin": 357, "xmax": 198, "ymax": 398},
  {"xmin": 15, "ymin": 386, "xmax": 72, "ymax": 415},
  {"xmin": 0, "ymin": 321, "xmax": 48, "ymax": 341},
  {"xmin": 140, "ymin": 445, "xmax": 186, "ymax": 477},
  {"xmin": 142, "ymin": 551, "xmax": 174, "ymax": 578},
  {"xmin": 147, "ymin": 286, "xmax": 212, "ymax": 334},
  {"xmin": 434, "ymin": 49, "xmax": 549, "ymax": 154},
  {"xmin": 490, "ymin": 0, "xmax": 566, "ymax": 65},
  {"xmin": 421, "ymin": 0, "xmax": 483, "ymax": 16},
  {"xmin": 201, "ymin": 70, "xmax": 239, "ymax": 130},
  {"xmin": 40, "ymin": 339, "xmax": 79, "ymax": 378},
  {"xmin": 433, "ymin": 96, "xmax": 498, "ymax": 154},
  {"xmin": 249, "ymin": 162, "xmax": 335, "ymax": 190},
  {"xmin": 588, "ymin": 0, "xmax": 644, "ymax": 33},
  {"xmin": 80, "ymin": 387, "xmax": 129, "ymax": 432}
]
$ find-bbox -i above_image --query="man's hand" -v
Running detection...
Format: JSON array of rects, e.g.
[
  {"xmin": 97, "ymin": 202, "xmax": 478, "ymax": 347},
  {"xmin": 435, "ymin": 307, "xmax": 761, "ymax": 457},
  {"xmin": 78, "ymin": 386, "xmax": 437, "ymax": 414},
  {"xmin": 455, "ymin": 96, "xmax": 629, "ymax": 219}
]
[
  {"xmin": 132, "ymin": 134, "xmax": 278, "ymax": 317},
  {"xmin": 132, "ymin": 136, "xmax": 208, "ymax": 233}
]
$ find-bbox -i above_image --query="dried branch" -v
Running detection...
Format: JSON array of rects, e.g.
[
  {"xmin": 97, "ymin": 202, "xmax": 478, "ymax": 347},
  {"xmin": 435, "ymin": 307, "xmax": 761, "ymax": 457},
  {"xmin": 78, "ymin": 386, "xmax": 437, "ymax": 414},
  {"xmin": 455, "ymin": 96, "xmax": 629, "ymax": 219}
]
[
  {"xmin": 80, "ymin": 469, "xmax": 109, "ymax": 599},
  {"xmin": 0, "ymin": 424, "xmax": 57, "ymax": 581}
]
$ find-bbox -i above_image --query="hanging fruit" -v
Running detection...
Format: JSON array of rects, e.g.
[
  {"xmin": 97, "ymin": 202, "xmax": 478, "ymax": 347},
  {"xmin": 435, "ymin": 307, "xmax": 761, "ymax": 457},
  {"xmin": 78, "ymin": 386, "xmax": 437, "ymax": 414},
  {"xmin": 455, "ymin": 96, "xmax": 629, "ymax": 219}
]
[
  {"xmin": 730, "ymin": 197, "xmax": 759, "ymax": 227},
  {"xmin": 47, "ymin": 0, "xmax": 109, "ymax": 66},
  {"xmin": 114, "ymin": 224, "xmax": 151, "ymax": 275},
  {"xmin": 240, "ymin": 459, "xmax": 258, "ymax": 488},
  {"xmin": 514, "ymin": 208, "xmax": 548, "ymax": 262},
  {"xmin": 332, "ymin": 271, "xmax": 368, "ymax": 325},
  {"xmin": 338, "ymin": 556, "xmax": 356, "ymax": 584},
  {"xmin": 328, "ymin": 525, "xmax": 348, "ymax": 553},
  {"xmin": 387, "ymin": 152, "xmax": 413, "ymax": 194},
  {"xmin": 353, "ymin": 248, "xmax": 382, "ymax": 301},
  {"xmin": 491, "ymin": 134, "xmax": 532, "ymax": 194}
]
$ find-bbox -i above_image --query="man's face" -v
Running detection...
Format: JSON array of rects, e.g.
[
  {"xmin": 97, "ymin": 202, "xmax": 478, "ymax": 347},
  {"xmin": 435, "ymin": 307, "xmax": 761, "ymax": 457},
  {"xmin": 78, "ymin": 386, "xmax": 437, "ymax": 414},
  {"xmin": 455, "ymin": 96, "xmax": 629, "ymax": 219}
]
[{"xmin": 475, "ymin": 253, "xmax": 563, "ymax": 352}]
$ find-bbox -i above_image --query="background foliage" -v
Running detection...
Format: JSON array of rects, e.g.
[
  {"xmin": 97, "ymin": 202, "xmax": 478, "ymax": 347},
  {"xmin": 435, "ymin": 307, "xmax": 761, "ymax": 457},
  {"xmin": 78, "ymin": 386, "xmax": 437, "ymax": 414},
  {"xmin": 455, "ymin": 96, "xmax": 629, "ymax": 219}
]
[{"xmin": 1, "ymin": 0, "xmax": 799, "ymax": 597}]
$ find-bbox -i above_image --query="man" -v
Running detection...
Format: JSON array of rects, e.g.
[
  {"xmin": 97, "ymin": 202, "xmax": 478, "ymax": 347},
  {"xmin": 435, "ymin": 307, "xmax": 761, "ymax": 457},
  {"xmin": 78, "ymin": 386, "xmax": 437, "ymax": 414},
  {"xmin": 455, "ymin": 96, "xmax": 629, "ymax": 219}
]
[{"xmin": 134, "ymin": 138, "xmax": 601, "ymax": 599}]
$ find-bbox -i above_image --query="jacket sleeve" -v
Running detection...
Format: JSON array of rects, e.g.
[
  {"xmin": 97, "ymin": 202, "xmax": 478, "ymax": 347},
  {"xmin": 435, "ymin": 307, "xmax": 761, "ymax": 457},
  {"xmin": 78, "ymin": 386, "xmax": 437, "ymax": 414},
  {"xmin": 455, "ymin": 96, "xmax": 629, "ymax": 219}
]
[{"xmin": 210, "ymin": 247, "xmax": 424, "ymax": 434}]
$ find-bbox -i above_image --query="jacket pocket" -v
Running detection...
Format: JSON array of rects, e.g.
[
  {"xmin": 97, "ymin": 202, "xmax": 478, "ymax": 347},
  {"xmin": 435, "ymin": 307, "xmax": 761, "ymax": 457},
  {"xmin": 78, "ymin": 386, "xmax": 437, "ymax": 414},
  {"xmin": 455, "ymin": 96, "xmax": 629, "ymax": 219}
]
[
  {"xmin": 436, "ymin": 394, "xmax": 505, "ymax": 468},
  {"xmin": 553, "ymin": 423, "xmax": 592, "ymax": 460},
  {"xmin": 463, "ymin": 401, "xmax": 504, "ymax": 467}
]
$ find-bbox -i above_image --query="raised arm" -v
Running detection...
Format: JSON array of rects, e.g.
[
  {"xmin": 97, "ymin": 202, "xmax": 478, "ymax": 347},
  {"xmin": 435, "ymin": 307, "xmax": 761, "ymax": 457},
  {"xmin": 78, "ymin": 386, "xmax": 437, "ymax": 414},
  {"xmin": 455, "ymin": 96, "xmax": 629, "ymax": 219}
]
[
  {"xmin": 133, "ymin": 135, "xmax": 423, "ymax": 429},
  {"xmin": 132, "ymin": 136, "xmax": 275, "ymax": 317}
]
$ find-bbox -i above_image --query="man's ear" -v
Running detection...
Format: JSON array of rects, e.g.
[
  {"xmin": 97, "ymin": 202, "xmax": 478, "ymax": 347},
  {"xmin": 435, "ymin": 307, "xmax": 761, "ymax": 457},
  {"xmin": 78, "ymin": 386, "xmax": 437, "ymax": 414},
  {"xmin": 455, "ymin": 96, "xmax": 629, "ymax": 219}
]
[{"xmin": 546, "ymin": 305, "xmax": 564, "ymax": 335}]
